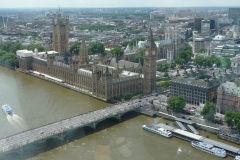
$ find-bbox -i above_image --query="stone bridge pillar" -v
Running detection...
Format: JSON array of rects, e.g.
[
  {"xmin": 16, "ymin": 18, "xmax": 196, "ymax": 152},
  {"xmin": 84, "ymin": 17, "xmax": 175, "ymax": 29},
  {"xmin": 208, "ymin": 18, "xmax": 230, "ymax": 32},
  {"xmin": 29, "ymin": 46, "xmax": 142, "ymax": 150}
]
[{"xmin": 19, "ymin": 146, "xmax": 24, "ymax": 159}]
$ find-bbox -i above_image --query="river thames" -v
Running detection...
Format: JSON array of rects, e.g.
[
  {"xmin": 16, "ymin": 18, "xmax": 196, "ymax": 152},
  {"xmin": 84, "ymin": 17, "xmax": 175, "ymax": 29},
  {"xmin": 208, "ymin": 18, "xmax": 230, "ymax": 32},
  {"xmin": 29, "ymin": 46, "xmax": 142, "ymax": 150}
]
[{"xmin": 0, "ymin": 66, "xmax": 238, "ymax": 160}]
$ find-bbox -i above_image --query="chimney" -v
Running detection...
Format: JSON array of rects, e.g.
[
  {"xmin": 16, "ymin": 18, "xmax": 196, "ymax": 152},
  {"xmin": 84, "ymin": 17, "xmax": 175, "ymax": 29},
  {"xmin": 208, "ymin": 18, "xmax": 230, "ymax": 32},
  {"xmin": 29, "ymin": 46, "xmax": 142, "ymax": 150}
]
[{"xmin": 222, "ymin": 75, "xmax": 226, "ymax": 83}]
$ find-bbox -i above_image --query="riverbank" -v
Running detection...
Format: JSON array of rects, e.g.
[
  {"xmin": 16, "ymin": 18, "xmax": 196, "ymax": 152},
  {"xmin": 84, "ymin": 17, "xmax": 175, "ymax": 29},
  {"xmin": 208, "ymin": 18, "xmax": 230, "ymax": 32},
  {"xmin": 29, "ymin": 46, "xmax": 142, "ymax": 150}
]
[{"xmin": 16, "ymin": 69, "xmax": 108, "ymax": 102}]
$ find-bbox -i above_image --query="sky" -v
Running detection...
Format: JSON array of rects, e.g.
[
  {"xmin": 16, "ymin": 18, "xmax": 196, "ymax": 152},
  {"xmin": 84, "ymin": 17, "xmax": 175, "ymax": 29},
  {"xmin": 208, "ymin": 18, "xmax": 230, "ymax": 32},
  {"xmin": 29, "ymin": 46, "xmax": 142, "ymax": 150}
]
[{"xmin": 0, "ymin": 0, "xmax": 240, "ymax": 8}]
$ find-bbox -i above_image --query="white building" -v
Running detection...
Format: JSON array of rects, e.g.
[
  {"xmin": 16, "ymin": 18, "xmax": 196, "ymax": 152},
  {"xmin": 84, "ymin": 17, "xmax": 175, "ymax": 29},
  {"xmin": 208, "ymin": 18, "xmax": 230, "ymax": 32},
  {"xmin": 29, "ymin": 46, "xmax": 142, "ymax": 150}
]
[
  {"xmin": 231, "ymin": 54, "xmax": 240, "ymax": 75},
  {"xmin": 212, "ymin": 44, "xmax": 240, "ymax": 58}
]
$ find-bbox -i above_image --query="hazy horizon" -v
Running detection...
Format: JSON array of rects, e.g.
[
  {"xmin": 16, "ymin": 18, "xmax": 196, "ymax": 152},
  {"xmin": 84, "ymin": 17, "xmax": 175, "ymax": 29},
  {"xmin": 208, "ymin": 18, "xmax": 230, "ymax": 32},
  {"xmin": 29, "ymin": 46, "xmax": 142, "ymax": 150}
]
[{"xmin": 0, "ymin": 0, "xmax": 240, "ymax": 8}]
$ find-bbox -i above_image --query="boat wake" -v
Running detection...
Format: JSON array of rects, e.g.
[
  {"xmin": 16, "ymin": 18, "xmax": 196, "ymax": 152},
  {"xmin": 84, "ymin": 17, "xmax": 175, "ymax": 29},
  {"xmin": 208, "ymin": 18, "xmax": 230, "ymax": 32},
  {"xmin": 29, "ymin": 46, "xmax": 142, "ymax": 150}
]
[{"xmin": 7, "ymin": 114, "xmax": 27, "ymax": 130}]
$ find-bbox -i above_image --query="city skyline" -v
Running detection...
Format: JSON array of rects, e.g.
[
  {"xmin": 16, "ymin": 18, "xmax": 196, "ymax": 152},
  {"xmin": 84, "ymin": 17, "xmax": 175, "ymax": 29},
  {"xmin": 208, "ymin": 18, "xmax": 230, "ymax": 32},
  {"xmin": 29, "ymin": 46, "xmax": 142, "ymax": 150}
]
[{"xmin": 0, "ymin": 0, "xmax": 240, "ymax": 8}]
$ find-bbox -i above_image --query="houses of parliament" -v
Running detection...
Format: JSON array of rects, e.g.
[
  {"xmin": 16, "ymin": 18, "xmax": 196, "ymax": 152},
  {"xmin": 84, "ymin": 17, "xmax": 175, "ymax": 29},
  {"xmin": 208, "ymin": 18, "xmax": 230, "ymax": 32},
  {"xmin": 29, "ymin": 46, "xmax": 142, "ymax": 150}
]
[{"xmin": 17, "ymin": 17, "xmax": 157, "ymax": 101}]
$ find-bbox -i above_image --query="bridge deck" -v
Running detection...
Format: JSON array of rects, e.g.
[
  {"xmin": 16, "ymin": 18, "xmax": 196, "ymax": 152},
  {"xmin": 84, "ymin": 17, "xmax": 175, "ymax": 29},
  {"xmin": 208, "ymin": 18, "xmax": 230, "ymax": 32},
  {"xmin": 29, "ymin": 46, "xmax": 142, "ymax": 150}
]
[
  {"xmin": 175, "ymin": 121, "xmax": 187, "ymax": 131},
  {"xmin": 187, "ymin": 124, "xmax": 199, "ymax": 135},
  {"xmin": 0, "ymin": 101, "xmax": 141, "ymax": 153}
]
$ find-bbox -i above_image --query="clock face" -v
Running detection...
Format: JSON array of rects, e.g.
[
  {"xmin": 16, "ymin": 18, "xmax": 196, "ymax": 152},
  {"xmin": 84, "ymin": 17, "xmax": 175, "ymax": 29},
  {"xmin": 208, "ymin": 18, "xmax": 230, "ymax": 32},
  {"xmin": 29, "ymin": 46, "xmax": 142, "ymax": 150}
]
[
  {"xmin": 145, "ymin": 51, "xmax": 149, "ymax": 56},
  {"xmin": 152, "ymin": 50, "xmax": 156, "ymax": 55}
]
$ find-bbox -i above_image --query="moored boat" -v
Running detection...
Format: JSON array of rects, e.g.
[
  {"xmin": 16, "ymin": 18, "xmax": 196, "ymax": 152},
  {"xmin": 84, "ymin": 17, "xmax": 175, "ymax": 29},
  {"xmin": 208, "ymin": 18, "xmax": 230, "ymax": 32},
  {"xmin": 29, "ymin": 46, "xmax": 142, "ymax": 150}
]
[
  {"xmin": 235, "ymin": 155, "xmax": 240, "ymax": 160},
  {"xmin": 142, "ymin": 124, "xmax": 172, "ymax": 138},
  {"xmin": 2, "ymin": 104, "xmax": 13, "ymax": 115},
  {"xmin": 191, "ymin": 141, "xmax": 226, "ymax": 158}
]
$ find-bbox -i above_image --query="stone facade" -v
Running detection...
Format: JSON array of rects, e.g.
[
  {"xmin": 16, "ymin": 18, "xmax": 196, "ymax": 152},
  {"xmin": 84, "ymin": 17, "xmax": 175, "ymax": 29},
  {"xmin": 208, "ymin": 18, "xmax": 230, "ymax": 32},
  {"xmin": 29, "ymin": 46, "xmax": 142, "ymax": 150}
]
[
  {"xmin": 231, "ymin": 54, "xmax": 240, "ymax": 75},
  {"xmin": 143, "ymin": 28, "xmax": 157, "ymax": 94},
  {"xmin": 170, "ymin": 66, "xmax": 237, "ymax": 105},
  {"xmin": 217, "ymin": 79, "xmax": 240, "ymax": 113},
  {"xmin": 52, "ymin": 17, "xmax": 69, "ymax": 54},
  {"xmin": 17, "ymin": 17, "xmax": 157, "ymax": 101}
]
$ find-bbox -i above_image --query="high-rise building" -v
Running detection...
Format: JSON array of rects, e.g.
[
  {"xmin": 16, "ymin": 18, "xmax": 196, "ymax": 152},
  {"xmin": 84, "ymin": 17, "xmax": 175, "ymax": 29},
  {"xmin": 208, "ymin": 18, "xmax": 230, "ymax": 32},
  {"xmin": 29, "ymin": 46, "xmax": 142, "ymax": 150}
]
[
  {"xmin": 229, "ymin": 8, "xmax": 240, "ymax": 24},
  {"xmin": 150, "ymin": 12, "xmax": 154, "ymax": 20},
  {"xmin": 143, "ymin": 28, "xmax": 157, "ymax": 94},
  {"xmin": 201, "ymin": 20, "xmax": 211, "ymax": 34},
  {"xmin": 194, "ymin": 18, "xmax": 204, "ymax": 31}
]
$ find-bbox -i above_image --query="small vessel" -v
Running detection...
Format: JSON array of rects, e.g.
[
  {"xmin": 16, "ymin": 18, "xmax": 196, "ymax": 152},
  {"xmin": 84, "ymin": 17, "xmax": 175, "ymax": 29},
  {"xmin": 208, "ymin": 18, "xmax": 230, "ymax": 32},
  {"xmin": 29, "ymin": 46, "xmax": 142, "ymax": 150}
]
[
  {"xmin": 235, "ymin": 155, "xmax": 240, "ymax": 160},
  {"xmin": 191, "ymin": 141, "xmax": 226, "ymax": 158},
  {"xmin": 2, "ymin": 104, "xmax": 13, "ymax": 115},
  {"xmin": 142, "ymin": 124, "xmax": 172, "ymax": 138}
]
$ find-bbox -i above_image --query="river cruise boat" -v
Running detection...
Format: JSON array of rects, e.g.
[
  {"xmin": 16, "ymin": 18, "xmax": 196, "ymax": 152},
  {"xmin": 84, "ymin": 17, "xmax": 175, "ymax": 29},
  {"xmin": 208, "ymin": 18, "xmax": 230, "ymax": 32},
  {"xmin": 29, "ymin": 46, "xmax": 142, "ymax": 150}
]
[
  {"xmin": 142, "ymin": 124, "xmax": 172, "ymax": 138},
  {"xmin": 191, "ymin": 141, "xmax": 226, "ymax": 158},
  {"xmin": 2, "ymin": 104, "xmax": 13, "ymax": 115},
  {"xmin": 235, "ymin": 155, "xmax": 240, "ymax": 160}
]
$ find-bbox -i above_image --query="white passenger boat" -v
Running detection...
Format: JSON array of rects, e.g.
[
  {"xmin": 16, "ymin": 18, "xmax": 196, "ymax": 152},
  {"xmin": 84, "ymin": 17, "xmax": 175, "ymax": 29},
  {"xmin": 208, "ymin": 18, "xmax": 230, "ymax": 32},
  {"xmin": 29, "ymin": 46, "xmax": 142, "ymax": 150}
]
[
  {"xmin": 235, "ymin": 155, "xmax": 240, "ymax": 160},
  {"xmin": 142, "ymin": 124, "xmax": 172, "ymax": 138},
  {"xmin": 191, "ymin": 141, "xmax": 226, "ymax": 158},
  {"xmin": 2, "ymin": 104, "xmax": 13, "ymax": 115}
]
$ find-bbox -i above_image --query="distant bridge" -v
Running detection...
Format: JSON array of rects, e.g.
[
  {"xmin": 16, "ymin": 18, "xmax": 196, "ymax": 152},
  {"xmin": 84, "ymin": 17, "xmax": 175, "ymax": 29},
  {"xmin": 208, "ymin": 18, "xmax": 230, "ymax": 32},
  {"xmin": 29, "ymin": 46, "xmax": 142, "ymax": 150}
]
[{"xmin": 0, "ymin": 102, "xmax": 142, "ymax": 158}]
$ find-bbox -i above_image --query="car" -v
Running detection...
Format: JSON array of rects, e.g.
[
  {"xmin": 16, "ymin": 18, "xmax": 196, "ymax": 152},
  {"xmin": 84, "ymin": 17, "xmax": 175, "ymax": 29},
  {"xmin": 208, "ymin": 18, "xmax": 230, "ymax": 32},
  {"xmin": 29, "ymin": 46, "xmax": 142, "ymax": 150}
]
[
  {"xmin": 182, "ymin": 116, "xmax": 186, "ymax": 119},
  {"xmin": 138, "ymin": 100, "xmax": 141, "ymax": 102},
  {"xmin": 192, "ymin": 107, "xmax": 197, "ymax": 109},
  {"xmin": 188, "ymin": 117, "xmax": 192, "ymax": 120}
]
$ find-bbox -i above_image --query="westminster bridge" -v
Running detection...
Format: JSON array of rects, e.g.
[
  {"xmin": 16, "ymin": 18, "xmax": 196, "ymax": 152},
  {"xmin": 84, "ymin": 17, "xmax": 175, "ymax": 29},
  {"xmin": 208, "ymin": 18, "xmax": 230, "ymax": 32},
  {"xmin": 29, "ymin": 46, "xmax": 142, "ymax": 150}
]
[{"xmin": 0, "ymin": 97, "xmax": 155, "ymax": 158}]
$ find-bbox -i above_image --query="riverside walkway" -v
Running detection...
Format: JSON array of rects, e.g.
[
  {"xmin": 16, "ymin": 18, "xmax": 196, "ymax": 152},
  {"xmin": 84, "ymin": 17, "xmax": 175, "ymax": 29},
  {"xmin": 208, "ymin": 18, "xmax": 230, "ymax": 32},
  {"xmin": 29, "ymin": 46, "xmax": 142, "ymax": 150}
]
[{"xmin": 0, "ymin": 100, "xmax": 143, "ymax": 156}]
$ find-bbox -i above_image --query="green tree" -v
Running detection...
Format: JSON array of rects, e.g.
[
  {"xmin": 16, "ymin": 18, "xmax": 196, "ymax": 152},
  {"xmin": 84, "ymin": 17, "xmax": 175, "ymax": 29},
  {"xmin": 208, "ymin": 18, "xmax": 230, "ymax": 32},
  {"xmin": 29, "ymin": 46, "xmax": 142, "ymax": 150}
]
[
  {"xmin": 134, "ymin": 49, "xmax": 144, "ymax": 65},
  {"xmin": 170, "ymin": 61, "xmax": 176, "ymax": 69},
  {"xmin": 88, "ymin": 42, "xmax": 105, "ymax": 55},
  {"xmin": 157, "ymin": 81, "xmax": 170, "ymax": 89},
  {"xmin": 175, "ymin": 57, "xmax": 185, "ymax": 66},
  {"xmin": 110, "ymin": 47, "xmax": 124, "ymax": 58},
  {"xmin": 197, "ymin": 48, "xmax": 207, "ymax": 53},
  {"xmin": 123, "ymin": 93, "xmax": 133, "ymax": 100},
  {"xmin": 175, "ymin": 46, "xmax": 193, "ymax": 66},
  {"xmin": 163, "ymin": 72, "xmax": 169, "ymax": 77},
  {"xmin": 221, "ymin": 57, "xmax": 231, "ymax": 69},
  {"xmin": 166, "ymin": 96, "xmax": 186, "ymax": 113},
  {"xmin": 157, "ymin": 63, "xmax": 168, "ymax": 72},
  {"xmin": 201, "ymin": 102, "xmax": 216, "ymax": 121},
  {"xmin": 236, "ymin": 122, "xmax": 240, "ymax": 133},
  {"xmin": 0, "ymin": 52, "xmax": 19, "ymax": 67},
  {"xmin": 224, "ymin": 110, "xmax": 235, "ymax": 128},
  {"xmin": 193, "ymin": 55, "xmax": 205, "ymax": 66},
  {"xmin": 129, "ymin": 37, "xmax": 144, "ymax": 48},
  {"xmin": 70, "ymin": 42, "xmax": 81, "ymax": 55},
  {"xmin": 26, "ymin": 44, "xmax": 46, "ymax": 52},
  {"xmin": 205, "ymin": 56, "xmax": 221, "ymax": 67}
]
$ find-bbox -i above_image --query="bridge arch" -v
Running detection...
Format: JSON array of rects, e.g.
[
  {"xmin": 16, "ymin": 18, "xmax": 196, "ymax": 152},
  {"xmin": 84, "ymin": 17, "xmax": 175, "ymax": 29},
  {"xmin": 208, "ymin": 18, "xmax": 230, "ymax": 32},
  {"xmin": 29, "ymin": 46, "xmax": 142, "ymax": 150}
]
[{"xmin": 63, "ymin": 126, "xmax": 94, "ymax": 141}]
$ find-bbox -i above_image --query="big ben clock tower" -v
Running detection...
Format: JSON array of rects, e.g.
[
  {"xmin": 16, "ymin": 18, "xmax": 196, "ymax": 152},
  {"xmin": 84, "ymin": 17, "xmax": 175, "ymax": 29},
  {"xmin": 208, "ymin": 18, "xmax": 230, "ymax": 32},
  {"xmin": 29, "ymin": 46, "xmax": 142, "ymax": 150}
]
[{"xmin": 143, "ymin": 27, "xmax": 157, "ymax": 94}]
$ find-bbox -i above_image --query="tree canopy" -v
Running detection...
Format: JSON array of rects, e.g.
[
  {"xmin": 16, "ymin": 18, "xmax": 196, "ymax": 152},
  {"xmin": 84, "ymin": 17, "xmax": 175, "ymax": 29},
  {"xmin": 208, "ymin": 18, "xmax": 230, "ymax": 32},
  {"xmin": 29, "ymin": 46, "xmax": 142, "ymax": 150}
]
[
  {"xmin": 225, "ymin": 110, "xmax": 236, "ymax": 128},
  {"xmin": 157, "ymin": 80, "xmax": 170, "ymax": 89},
  {"xmin": 134, "ymin": 49, "xmax": 144, "ymax": 65},
  {"xmin": 0, "ymin": 43, "xmax": 47, "ymax": 68},
  {"xmin": 197, "ymin": 48, "xmax": 207, "ymax": 53},
  {"xmin": 70, "ymin": 42, "xmax": 81, "ymax": 55},
  {"xmin": 221, "ymin": 57, "xmax": 231, "ymax": 69},
  {"xmin": 163, "ymin": 72, "xmax": 169, "ymax": 77},
  {"xmin": 129, "ymin": 37, "xmax": 144, "ymax": 48},
  {"xmin": 224, "ymin": 110, "xmax": 240, "ymax": 133},
  {"xmin": 0, "ymin": 50, "xmax": 19, "ymax": 68},
  {"xmin": 157, "ymin": 63, "xmax": 168, "ymax": 72},
  {"xmin": 200, "ymin": 102, "xmax": 216, "ymax": 121},
  {"xmin": 166, "ymin": 96, "xmax": 186, "ymax": 113},
  {"xmin": 123, "ymin": 93, "xmax": 133, "ymax": 100},
  {"xmin": 110, "ymin": 47, "xmax": 124, "ymax": 58},
  {"xmin": 88, "ymin": 42, "xmax": 105, "ymax": 55},
  {"xmin": 175, "ymin": 46, "xmax": 193, "ymax": 66},
  {"xmin": 170, "ymin": 61, "xmax": 176, "ymax": 69},
  {"xmin": 194, "ymin": 55, "xmax": 221, "ymax": 68}
]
